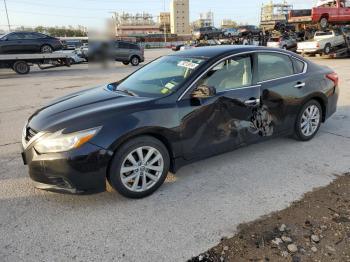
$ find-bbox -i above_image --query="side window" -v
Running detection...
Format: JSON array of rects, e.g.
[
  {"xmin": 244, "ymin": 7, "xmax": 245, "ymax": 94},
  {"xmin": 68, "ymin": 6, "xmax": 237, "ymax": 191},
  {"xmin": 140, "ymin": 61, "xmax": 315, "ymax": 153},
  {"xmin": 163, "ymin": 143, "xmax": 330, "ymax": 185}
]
[
  {"xmin": 118, "ymin": 42, "xmax": 128, "ymax": 49},
  {"xmin": 195, "ymin": 55, "xmax": 253, "ymax": 93},
  {"xmin": 291, "ymin": 57, "xmax": 305, "ymax": 74},
  {"xmin": 257, "ymin": 53, "xmax": 294, "ymax": 82},
  {"xmin": 7, "ymin": 33, "xmax": 23, "ymax": 40}
]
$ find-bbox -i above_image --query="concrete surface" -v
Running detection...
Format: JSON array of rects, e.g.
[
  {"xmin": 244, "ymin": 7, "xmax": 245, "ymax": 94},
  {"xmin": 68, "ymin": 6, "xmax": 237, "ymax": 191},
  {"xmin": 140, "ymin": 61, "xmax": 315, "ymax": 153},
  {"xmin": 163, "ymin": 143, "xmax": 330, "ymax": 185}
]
[{"xmin": 0, "ymin": 49, "xmax": 349, "ymax": 262}]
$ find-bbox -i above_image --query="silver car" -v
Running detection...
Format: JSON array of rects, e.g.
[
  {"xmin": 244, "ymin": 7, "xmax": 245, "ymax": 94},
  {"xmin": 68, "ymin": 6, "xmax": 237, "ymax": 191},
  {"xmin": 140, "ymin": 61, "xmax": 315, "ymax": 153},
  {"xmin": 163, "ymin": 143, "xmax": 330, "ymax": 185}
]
[
  {"xmin": 223, "ymin": 28, "xmax": 239, "ymax": 37},
  {"xmin": 267, "ymin": 36, "xmax": 297, "ymax": 50}
]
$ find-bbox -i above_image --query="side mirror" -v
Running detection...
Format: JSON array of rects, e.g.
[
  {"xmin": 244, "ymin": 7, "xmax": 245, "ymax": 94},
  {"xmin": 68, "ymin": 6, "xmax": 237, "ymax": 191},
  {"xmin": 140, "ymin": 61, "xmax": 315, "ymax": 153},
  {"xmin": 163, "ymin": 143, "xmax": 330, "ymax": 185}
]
[{"xmin": 191, "ymin": 85, "xmax": 216, "ymax": 98}]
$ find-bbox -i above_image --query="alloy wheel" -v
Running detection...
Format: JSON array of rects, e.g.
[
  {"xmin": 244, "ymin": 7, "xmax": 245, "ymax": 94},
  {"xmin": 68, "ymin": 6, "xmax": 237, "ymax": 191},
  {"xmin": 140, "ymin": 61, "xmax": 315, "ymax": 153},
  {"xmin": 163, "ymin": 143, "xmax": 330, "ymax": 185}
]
[
  {"xmin": 120, "ymin": 146, "xmax": 164, "ymax": 192},
  {"xmin": 300, "ymin": 105, "xmax": 320, "ymax": 137}
]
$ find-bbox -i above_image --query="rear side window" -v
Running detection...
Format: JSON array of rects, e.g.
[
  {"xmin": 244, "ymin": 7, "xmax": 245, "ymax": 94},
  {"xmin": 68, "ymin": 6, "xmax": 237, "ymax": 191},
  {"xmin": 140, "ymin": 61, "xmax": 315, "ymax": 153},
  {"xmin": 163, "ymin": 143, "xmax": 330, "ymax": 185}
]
[
  {"xmin": 118, "ymin": 42, "xmax": 139, "ymax": 49},
  {"xmin": 7, "ymin": 33, "xmax": 24, "ymax": 40},
  {"xmin": 257, "ymin": 53, "xmax": 294, "ymax": 82},
  {"xmin": 292, "ymin": 57, "xmax": 305, "ymax": 74}
]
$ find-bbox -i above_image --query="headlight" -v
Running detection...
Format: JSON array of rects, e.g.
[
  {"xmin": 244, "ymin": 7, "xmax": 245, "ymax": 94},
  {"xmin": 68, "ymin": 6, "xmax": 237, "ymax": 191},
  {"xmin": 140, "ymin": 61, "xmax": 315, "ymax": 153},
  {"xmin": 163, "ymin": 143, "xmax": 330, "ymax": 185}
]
[{"xmin": 34, "ymin": 127, "xmax": 101, "ymax": 154}]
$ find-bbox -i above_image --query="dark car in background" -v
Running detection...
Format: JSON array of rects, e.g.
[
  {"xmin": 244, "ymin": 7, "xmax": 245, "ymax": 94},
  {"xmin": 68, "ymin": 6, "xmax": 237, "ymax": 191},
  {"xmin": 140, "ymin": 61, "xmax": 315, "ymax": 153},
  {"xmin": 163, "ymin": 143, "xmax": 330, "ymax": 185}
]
[
  {"xmin": 193, "ymin": 26, "xmax": 223, "ymax": 40},
  {"xmin": 0, "ymin": 32, "xmax": 63, "ymax": 54},
  {"xmin": 87, "ymin": 40, "xmax": 144, "ymax": 66},
  {"xmin": 62, "ymin": 39, "xmax": 83, "ymax": 50},
  {"xmin": 238, "ymin": 25, "xmax": 262, "ymax": 37},
  {"xmin": 21, "ymin": 46, "xmax": 339, "ymax": 198}
]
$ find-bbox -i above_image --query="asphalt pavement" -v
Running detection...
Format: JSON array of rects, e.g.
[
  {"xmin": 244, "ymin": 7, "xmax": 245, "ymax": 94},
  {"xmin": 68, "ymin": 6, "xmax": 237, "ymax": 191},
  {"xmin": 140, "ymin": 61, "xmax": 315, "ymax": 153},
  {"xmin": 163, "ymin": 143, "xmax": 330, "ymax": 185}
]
[{"xmin": 0, "ymin": 49, "xmax": 349, "ymax": 262}]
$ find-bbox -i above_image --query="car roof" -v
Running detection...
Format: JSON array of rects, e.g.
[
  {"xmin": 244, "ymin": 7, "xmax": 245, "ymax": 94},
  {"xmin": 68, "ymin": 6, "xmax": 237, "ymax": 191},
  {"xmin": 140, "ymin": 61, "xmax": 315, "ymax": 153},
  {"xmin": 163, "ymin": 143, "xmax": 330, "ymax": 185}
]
[{"xmin": 169, "ymin": 45, "xmax": 293, "ymax": 59}]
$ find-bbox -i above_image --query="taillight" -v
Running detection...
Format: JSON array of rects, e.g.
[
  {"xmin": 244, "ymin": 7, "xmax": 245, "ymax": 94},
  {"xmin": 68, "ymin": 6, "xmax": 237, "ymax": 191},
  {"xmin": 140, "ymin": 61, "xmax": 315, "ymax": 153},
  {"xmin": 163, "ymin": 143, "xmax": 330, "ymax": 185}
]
[{"xmin": 326, "ymin": 72, "xmax": 339, "ymax": 86}]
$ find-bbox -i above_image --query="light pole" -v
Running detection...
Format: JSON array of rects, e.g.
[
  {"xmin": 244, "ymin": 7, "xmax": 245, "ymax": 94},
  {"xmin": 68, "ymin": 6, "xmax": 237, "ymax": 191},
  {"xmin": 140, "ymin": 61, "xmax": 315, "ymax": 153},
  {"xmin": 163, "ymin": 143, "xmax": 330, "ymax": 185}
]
[
  {"xmin": 163, "ymin": 0, "xmax": 167, "ymax": 46},
  {"xmin": 3, "ymin": 0, "xmax": 11, "ymax": 31}
]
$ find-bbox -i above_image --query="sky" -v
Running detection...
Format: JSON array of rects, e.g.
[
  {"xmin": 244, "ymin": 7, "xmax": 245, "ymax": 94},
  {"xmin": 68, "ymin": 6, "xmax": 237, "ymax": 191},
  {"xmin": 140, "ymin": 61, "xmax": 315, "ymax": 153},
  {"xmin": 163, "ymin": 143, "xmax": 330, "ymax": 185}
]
[{"xmin": 0, "ymin": 0, "xmax": 317, "ymax": 31}]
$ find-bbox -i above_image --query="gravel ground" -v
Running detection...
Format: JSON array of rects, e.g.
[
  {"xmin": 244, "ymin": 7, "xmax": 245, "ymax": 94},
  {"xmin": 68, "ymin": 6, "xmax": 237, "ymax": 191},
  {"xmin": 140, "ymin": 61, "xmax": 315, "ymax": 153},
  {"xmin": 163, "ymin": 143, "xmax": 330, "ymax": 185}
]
[
  {"xmin": 189, "ymin": 173, "xmax": 350, "ymax": 262},
  {"xmin": 0, "ymin": 50, "xmax": 350, "ymax": 262}
]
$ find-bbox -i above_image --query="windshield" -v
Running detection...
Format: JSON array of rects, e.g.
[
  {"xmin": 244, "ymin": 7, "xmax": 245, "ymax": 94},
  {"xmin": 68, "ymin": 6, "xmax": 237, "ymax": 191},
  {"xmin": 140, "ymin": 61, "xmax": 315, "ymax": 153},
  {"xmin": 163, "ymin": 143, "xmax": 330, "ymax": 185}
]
[{"xmin": 116, "ymin": 56, "xmax": 206, "ymax": 97}]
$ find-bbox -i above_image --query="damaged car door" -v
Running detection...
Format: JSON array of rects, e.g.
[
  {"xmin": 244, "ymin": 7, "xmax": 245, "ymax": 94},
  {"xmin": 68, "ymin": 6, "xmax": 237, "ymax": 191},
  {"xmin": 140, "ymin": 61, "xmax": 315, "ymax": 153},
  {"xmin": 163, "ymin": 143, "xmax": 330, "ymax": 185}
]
[
  {"xmin": 177, "ymin": 54, "xmax": 264, "ymax": 161},
  {"xmin": 256, "ymin": 52, "xmax": 307, "ymax": 135}
]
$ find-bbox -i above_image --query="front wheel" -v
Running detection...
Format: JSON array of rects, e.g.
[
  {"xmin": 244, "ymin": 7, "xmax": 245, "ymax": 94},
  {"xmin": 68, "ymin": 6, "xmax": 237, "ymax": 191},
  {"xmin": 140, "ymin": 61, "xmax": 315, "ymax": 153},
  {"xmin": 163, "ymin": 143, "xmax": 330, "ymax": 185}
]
[
  {"xmin": 294, "ymin": 100, "xmax": 322, "ymax": 141},
  {"xmin": 40, "ymin": 44, "xmax": 53, "ymax": 53},
  {"xmin": 108, "ymin": 136, "xmax": 170, "ymax": 198}
]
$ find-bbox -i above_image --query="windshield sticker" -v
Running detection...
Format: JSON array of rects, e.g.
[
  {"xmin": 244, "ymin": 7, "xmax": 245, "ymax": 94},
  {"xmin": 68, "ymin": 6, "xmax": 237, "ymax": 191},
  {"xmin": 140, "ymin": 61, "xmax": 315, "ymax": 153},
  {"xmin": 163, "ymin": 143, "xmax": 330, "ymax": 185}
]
[
  {"xmin": 165, "ymin": 82, "xmax": 176, "ymax": 90},
  {"xmin": 161, "ymin": 88, "xmax": 171, "ymax": 94},
  {"xmin": 177, "ymin": 61, "xmax": 200, "ymax": 70}
]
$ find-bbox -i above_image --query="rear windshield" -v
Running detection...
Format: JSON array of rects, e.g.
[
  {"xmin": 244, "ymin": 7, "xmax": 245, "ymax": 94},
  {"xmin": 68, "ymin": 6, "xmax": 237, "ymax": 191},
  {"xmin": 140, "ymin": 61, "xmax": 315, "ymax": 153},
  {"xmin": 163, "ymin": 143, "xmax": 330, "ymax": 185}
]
[
  {"xmin": 315, "ymin": 32, "xmax": 333, "ymax": 36},
  {"xmin": 269, "ymin": 38, "xmax": 280, "ymax": 42}
]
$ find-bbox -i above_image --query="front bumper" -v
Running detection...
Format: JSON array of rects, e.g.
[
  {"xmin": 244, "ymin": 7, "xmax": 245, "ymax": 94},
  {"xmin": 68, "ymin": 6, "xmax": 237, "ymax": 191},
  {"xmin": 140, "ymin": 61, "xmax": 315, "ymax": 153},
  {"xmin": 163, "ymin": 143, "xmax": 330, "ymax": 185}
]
[{"xmin": 22, "ymin": 142, "xmax": 113, "ymax": 194}]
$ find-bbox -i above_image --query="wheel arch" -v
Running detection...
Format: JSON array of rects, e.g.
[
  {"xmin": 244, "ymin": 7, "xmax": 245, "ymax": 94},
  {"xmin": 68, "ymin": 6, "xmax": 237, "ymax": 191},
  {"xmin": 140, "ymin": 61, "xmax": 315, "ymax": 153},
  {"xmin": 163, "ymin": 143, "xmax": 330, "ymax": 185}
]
[
  {"xmin": 107, "ymin": 128, "xmax": 177, "ymax": 175},
  {"xmin": 128, "ymin": 54, "xmax": 141, "ymax": 62},
  {"xmin": 301, "ymin": 93, "xmax": 327, "ymax": 122},
  {"xmin": 40, "ymin": 43, "xmax": 53, "ymax": 49},
  {"xmin": 320, "ymin": 13, "xmax": 329, "ymax": 20}
]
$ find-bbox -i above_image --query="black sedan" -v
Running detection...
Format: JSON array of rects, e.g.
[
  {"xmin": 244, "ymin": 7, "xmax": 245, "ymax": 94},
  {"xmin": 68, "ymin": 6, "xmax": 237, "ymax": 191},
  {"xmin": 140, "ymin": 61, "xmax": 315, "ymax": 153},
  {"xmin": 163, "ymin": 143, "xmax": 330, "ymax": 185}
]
[
  {"xmin": 21, "ymin": 46, "xmax": 339, "ymax": 198},
  {"xmin": 0, "ymin": 32, "xmax": 63, "ymax": 54}
]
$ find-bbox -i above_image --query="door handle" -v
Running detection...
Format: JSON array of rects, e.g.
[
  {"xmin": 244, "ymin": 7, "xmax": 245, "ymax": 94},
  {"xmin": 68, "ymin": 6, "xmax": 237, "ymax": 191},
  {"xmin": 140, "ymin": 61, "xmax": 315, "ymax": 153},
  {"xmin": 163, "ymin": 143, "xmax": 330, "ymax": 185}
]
[
  {"xmin": 294, "ymin": 82, "xmax": 305, "ymax": 88},
  {"xmin": 244, "ymin": 98, "xmax": 260, "ymax": 106}
]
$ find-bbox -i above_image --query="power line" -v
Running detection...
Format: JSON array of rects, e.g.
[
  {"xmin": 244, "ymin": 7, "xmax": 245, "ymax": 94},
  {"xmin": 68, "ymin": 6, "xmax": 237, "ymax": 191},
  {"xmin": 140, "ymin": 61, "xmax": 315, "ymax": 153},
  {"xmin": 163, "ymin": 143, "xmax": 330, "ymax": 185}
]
[{"xmin": 3, "ymin": 0, "xmax": 11, "ymax": 31}]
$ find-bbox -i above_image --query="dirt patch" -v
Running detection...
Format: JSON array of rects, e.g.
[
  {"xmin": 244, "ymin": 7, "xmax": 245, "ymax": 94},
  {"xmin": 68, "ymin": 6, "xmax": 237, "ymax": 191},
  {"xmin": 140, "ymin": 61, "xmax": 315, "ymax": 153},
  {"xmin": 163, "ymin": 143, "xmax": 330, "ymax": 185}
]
[{"xmin": 189, "ymin": 174, "xmax": 350, "ymax": 262}]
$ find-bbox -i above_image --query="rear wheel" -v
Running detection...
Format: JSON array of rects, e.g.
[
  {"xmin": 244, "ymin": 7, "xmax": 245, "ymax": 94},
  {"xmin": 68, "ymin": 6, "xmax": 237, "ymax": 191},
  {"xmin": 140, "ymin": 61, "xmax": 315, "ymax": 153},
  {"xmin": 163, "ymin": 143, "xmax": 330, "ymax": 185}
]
[
  {"xmin": 108, "ymin": 136, "xmax": 170, "ymax": 198},
  {"xmin": 122, "ymin": 61, "xmax": 130, "ymax": 65},
  {"xmin": 13, "ymin": 61, "xmax": 30, "ymax": 74},
  {"xmin": 320, "ymin": 17, "xmax": 328, "ymax": 29},
  {"xmin": 130, "ymin": 56, "xmax": 140, "ymax": 66},
  {"xmin": 294, "ymin": 100, "xmax": 322, "ymax": 141}
]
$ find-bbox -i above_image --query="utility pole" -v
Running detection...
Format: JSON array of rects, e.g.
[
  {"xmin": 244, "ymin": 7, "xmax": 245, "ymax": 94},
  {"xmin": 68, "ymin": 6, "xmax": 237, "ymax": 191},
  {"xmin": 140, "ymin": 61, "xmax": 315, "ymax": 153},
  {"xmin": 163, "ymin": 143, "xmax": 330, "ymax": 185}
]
[
  {"xmin": 163, "ymin": 0, "xmax": 167, "ymax": 46},
  {"xmin": 3, "ymin": 0, "xmax": 11, "ymax": 31}
]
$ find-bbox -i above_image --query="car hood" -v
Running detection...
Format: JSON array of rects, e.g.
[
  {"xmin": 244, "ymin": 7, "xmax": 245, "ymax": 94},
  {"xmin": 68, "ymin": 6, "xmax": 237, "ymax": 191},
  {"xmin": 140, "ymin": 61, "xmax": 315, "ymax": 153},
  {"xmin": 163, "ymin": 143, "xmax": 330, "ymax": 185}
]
[{"xmin": 28, "ymin": 85, "xmax": 153, "ymax": 132}]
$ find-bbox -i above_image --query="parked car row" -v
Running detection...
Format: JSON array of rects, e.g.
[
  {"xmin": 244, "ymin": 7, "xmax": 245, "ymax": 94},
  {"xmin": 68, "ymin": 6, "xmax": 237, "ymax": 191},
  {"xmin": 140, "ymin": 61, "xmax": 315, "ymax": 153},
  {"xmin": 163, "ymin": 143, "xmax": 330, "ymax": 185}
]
[
  {"xmin": 192, "ymin": 25, "xmax": 263, "ymax": 40},
  {"xmin": 0, "ymin": 31, "xmax": 145, "ymax": 67}
]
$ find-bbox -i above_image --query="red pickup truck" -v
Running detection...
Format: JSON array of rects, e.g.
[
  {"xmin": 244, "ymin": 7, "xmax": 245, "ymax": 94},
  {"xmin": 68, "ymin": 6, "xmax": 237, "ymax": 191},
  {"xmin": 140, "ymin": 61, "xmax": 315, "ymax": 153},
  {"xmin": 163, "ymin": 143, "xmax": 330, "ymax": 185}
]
[{"xmin": 289, "ymin": 0, "xmax": 350, "ymax": 28}]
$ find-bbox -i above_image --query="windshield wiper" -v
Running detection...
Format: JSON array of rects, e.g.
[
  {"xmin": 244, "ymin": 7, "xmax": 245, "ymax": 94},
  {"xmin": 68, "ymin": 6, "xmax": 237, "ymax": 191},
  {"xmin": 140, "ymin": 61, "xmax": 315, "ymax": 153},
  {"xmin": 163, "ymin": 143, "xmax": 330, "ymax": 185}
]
[{"xmin": 116, "ymin": 88, "xmax": 137, "ymax": 97}]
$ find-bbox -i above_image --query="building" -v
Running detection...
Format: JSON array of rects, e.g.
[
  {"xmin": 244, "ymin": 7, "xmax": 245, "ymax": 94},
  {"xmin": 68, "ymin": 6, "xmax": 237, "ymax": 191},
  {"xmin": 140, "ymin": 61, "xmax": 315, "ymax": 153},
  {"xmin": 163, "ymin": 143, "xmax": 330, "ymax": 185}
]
[
  {"xmin": 114, "ymin": 12, "xmax": 161, "ymax": 36},
  {"xmin": 193, "ymin": 11, "xmax": 214, "ymax": 29},
  {"xmin": 170, "ymin": 0, "xmax": 191, "ymax": 35},
  {"xmin": 260, "ymin": 1, "xmax": 293, "ymax": 31},
  {"xmin": 158, "ymin": 12, "xmax": 171, "ymax": 33},
  {"xmin": 221, "ymin": 19, "xmax": 238, "ymax": 29}
]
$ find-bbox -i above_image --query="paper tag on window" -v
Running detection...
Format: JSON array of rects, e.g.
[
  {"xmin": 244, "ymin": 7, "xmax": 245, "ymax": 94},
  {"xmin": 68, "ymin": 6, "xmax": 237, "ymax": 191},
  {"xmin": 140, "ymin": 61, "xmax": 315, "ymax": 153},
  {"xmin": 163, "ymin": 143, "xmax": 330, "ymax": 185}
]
[{"xmin": 177, "ymin": 61, "xmax": 199, "ymax": 70}]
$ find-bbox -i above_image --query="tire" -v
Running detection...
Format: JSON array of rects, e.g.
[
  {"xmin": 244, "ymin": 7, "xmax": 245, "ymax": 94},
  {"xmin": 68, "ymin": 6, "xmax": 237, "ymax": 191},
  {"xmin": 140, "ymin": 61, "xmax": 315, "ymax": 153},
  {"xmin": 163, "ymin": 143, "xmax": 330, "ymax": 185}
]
[
  {"xmin": 40, "ymin": 44, "xmax": 53, "ymax": 53},
  {"xmin": 108, "ymin": 136, "xmax": 170, "ymax": 198},
  {"xmin": 122, "ymin": 61, "xmax": 130, "ymax": 65},
  {"xmin": 320, "ymin": 17, "xmax": 328, "ymax": 29},
  {"xmin": 294, "ymin": 100, "xmax": 322, "ymax": 141},
  {"xmin": 13, "ymin": 61, "xmax": 30, "ymax": 74},
  {"xmin": 282, "ymin": 45, "xmax": 287, "ymax": 50},
  {"xmin": 130, "ymin": 56, "xmax": 140, "ymax": 66},
  {"xmin": 324, "ymin": 43, "xmax": 331, "ymax": 55}
]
